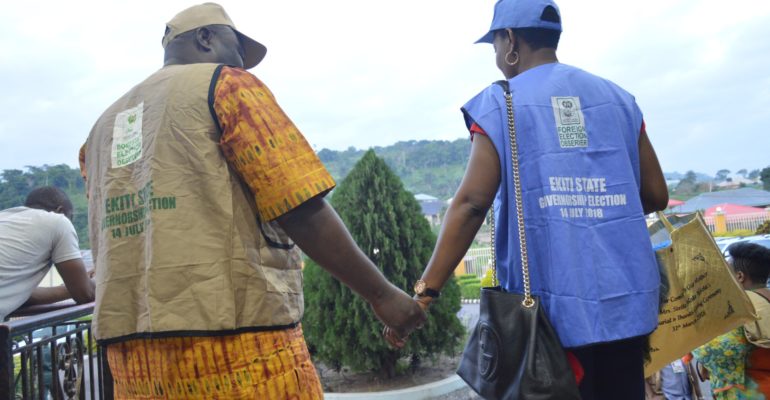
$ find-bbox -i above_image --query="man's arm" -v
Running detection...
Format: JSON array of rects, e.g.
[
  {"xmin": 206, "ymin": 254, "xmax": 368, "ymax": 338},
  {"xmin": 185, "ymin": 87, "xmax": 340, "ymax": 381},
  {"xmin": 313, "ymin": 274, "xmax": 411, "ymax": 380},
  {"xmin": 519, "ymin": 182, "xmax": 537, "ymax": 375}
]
[
  {"xmin": 23, "ymin": 286, "xmax": 73, "ymax": 306},
  {"xmin": 212, "ymin": 67, "xmax": 424, "ymax": 337},
  {"xmin": 55, "ymin": 258, "xmax": 95, "ymax": 304},
  {"xmin": 638, "ymin": 128, "xmax": 668, "ymax": 214},
  {"xmin": 24, "ymin": 259, "xmax": 95, "ymax": 306},
  {"xmin": 276, "ymin": 197, "xmax": 425, "ymax": 338}
]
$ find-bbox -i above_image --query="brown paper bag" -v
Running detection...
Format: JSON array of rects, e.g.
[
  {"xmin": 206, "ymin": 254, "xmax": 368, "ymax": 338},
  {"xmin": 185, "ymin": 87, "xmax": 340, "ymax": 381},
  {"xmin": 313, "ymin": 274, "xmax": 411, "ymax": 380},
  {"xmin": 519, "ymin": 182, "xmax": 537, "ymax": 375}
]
[{"xmin": 644, "ymin": 212, "xmax": 757, "ymax": 377}]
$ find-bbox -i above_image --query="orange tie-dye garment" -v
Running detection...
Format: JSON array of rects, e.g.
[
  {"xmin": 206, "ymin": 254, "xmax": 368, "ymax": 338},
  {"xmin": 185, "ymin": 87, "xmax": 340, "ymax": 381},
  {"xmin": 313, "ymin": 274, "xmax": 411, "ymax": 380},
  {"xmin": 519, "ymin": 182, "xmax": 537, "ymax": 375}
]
[
  {"xmin": 78, "ymin": 66, "xmax": 334, "ymax": 220},
  {"xmin": 213, "ymin": 66, "xmax": 335, "ymax": 221},
  {"xmin": 78, "ymin": 143, "xmax": 87, "ymax": 183},
  {"xmin": 88, "ymin": 67, "xmax": 333, "ymax": 399},
  {"xmin": 106, "ymin": 325, "xmax": 323, "ymax": 400}
]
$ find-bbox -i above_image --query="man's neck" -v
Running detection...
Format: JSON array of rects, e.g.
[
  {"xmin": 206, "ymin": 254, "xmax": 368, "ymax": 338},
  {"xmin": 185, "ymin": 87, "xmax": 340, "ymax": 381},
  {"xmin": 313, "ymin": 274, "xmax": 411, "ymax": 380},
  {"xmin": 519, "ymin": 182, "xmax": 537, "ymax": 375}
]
[{"xmin": 163, "ymin": 57, "xmax": 187, "ymax": 67}]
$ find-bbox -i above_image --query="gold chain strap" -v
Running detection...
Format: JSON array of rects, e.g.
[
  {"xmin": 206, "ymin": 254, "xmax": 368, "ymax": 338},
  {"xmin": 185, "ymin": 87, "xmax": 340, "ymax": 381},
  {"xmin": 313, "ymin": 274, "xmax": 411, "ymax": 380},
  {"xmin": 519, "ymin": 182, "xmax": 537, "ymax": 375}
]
[
  {"xmin": 489, "ymin": 210, "xmax": 498, "ymax": 287},
  {"xmin": 493, "ymin": 89, "xmax": 533, "ymax": 308}
]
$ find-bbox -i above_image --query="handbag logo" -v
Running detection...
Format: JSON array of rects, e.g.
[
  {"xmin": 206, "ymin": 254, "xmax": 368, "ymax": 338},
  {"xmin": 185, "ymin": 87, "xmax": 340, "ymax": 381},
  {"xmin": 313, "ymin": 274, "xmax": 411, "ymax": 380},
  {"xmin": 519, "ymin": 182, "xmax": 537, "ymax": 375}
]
[{"xmin": 478, "ymin": 322, "xmax": 501, "ymax": 381}]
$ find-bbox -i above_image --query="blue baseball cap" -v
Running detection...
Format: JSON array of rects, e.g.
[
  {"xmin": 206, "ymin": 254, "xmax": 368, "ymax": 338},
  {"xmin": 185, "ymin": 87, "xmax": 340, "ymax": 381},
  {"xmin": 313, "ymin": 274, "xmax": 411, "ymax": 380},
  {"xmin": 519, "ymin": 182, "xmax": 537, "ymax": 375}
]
[{"xmin": 476, "ymin": 0, "xmax": 562, "ymax": 44}]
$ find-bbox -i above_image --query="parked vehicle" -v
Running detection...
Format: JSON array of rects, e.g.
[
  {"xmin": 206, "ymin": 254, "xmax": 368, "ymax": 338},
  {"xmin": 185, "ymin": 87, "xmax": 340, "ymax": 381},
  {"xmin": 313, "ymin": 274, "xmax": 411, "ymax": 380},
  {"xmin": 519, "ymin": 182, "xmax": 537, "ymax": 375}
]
[{"xmin": 717, "ymin": 234, "xmax": 770, "ymax": 256}]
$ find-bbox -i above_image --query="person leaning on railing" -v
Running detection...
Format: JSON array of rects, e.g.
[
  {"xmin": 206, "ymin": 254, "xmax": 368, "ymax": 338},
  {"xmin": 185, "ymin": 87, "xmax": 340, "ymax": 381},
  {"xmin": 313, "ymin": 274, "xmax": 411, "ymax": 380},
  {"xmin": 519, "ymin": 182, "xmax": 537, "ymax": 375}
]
[{"xmin": 0, "ymin": 186, "xmax": 95, "ymax": 321}]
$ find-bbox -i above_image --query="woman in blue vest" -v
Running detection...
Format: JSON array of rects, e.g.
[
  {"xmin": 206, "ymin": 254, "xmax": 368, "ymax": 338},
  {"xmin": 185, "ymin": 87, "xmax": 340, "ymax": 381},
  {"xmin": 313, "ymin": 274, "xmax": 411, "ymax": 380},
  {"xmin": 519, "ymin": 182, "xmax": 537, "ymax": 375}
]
[{"xmin": 396, "ymin": 0, "xmax": 669, "ymax": 399}]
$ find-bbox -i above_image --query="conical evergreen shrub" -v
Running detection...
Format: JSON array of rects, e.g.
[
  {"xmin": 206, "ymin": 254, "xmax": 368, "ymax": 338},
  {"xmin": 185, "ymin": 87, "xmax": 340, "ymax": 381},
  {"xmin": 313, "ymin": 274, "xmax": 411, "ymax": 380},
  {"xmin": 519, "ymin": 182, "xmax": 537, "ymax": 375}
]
[{"xmin": 303, "ymin": 150, "xmax": 464, "ymax": 378}]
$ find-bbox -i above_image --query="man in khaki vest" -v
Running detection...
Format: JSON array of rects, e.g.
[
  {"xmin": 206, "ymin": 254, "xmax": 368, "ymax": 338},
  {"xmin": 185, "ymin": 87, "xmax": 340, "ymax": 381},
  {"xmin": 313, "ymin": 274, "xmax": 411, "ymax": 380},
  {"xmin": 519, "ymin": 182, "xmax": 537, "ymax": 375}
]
[{"xmin": 82, "ymin": 3, "xmax": 425, "ymax": 399}]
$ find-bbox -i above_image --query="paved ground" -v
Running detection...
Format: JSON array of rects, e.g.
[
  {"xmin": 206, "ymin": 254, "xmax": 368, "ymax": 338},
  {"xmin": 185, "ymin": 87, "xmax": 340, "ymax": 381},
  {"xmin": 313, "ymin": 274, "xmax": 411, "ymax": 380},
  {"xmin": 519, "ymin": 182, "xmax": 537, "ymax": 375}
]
[
  {"xmin": 457, "ymin": 303, "xmax": 480, "ymax": 331},
  {"xmin": 431, "ymin": 387, "xmax": 482, "ymax": 399},
  {"xmin": 429, "ymin": 304, "xmax": 482, "ymax": 400}
]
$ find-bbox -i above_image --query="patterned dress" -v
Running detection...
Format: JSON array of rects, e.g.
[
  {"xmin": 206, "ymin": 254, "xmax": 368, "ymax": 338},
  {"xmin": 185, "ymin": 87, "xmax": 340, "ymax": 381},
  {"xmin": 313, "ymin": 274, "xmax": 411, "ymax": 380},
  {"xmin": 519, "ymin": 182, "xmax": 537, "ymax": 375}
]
[{"xmin": 692, "ymin": 327, "xmax": 766, "ymax": 400}]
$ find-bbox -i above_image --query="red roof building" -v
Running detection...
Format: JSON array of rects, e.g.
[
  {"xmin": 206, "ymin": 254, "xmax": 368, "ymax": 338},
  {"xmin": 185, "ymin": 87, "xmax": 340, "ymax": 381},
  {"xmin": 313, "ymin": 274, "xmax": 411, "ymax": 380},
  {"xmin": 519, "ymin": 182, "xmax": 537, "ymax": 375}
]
[{"xmin": 704, "ymin": 203, "xmax": 767, "ymax": 217}]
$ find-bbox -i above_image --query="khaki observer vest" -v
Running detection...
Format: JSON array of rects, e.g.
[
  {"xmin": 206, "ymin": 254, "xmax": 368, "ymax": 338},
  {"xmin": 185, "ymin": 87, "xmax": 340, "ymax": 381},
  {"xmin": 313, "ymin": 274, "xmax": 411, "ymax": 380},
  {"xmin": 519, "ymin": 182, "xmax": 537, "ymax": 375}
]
[{"xmin": 85, "ymin": 63, "xmax": 304, "ymax": 342}]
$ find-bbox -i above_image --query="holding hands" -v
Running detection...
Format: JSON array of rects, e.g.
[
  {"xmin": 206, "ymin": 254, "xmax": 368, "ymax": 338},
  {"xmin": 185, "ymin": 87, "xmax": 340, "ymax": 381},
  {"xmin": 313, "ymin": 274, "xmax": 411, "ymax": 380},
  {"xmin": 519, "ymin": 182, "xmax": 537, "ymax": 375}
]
[
  {"xmin": 381, "ymin": 293, "xmax": 433, "ymax": 349},
  {"xmin": 370, "ymin": 283, "xmax": 427, "ymax": 342}
]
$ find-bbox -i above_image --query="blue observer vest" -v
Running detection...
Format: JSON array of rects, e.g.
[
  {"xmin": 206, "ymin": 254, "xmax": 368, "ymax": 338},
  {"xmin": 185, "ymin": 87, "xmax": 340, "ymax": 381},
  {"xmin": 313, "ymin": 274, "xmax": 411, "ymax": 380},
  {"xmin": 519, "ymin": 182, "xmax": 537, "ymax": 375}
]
[{"xmin": 463, "ymin": 63, "xmax": 659, "ymax": 347}]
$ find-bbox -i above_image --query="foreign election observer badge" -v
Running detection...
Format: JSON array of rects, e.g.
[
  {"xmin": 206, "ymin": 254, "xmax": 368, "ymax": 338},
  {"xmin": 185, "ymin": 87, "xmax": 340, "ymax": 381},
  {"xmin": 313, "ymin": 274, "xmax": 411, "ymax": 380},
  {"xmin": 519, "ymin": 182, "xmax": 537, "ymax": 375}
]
[{"xmin": 551, "ymin": 96, "xmax": 588, "ymax": 148}]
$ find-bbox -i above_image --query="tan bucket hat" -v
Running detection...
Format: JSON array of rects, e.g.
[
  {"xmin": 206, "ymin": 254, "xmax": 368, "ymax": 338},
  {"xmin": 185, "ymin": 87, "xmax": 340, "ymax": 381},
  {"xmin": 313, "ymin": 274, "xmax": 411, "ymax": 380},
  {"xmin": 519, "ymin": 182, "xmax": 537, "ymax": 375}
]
[{"xmin": 162, "ymin": 2, "xmax": 266, "ymax": 68}]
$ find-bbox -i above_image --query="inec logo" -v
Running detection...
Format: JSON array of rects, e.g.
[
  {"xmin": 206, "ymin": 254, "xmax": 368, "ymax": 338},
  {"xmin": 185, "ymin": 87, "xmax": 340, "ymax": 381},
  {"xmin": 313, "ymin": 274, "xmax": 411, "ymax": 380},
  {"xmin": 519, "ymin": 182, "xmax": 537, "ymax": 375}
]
[{"xmin": 551, "ymin": 96, "xmax": 588, "ymax": 148}]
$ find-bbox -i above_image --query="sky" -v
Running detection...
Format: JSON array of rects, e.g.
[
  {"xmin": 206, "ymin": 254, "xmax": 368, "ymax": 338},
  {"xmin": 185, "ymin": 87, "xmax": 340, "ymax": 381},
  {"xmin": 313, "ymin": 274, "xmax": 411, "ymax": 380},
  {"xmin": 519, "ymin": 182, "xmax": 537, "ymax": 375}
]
[{"xmin": 1, "ymin": 0, "xmax": 769, "ymax": 176}]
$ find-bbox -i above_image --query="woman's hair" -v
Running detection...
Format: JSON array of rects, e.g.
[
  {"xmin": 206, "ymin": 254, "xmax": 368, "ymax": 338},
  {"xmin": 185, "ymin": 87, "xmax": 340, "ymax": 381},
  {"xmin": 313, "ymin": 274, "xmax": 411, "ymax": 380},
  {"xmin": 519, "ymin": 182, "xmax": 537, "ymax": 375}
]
[
  {"xmin": 728, "ymin": 241, "xmax": 770, "ymax": 284},
  {"xmin": 495, "ymin": 6, "xmax": 562, "ymax": 50}
]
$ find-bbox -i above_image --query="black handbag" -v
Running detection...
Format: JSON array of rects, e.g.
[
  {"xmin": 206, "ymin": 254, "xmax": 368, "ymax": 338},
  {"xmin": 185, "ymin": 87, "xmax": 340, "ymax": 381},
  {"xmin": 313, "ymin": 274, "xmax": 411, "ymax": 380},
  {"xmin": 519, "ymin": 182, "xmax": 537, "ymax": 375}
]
[{"xmin": 456, "ymin": 81, "xmax": 581, "ymax": 400}]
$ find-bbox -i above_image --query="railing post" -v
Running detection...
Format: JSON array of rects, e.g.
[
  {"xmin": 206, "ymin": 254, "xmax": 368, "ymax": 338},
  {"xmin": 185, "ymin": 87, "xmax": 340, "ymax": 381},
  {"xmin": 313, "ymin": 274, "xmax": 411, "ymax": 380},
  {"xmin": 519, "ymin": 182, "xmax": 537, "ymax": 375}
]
[{"xmin": 0, "ymin": 325, "xmax": 12, "ymax": 400}]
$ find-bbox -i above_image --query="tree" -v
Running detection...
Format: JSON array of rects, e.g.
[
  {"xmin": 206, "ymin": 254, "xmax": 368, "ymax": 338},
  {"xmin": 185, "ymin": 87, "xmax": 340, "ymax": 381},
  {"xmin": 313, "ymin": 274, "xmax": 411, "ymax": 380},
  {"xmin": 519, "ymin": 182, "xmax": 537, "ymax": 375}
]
[
  {"xmin": 316, "ymin": 138, "xmax": 471, "ymax": 200},
  {"xmin": 756, "ymin": 220, "xmax": 770, "ymax": 235},
  {"xmin": 736, "ymin": 169, "xmax": 748, "ymax": 178},
  {"xmin": 303, "ymin": 150, "xmax": 464, "ymax": 378},
  {"xmin": 749, "ymin": 169, "xmax": 761, "ymax": 180},
  {"xmin": 0, "ymin": 165, "xmax": 89, "ymax": 248},
  {"xmin": 674, "ymin": 170, "xmax": 698, "ymax": 195},
  {"xmin": 0, "ymin": 169, "xmax": 28, "ymax": 208},
  {"xmin": 715, "ymin": 169, "xmax": 730, "ymax": 181},
  {"xmin": 762, "ymin": 167, "xmax": 770, "ymax": 191}
]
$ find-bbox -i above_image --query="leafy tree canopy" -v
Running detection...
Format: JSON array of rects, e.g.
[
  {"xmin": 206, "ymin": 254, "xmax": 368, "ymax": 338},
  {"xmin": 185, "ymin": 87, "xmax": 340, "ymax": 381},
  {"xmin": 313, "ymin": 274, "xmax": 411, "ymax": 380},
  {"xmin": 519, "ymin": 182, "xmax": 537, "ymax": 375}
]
[
  {"xmin": 0, "ymin": 165, "xmax": 88, "ymax": 248},
  {"xmin": 318, "ymin": 139, "xmax": 471, "ymax": 200},
  {"xmin": 761, "ymin": 167, "xmax": 770, "ymax": 191}
]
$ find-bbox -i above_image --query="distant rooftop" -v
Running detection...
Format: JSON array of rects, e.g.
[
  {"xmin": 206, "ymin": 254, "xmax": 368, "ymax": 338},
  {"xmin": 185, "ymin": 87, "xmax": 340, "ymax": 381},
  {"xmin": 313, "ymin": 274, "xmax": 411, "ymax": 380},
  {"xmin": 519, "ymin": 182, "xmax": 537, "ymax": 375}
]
[
  {"xmin": 419, "ymin": 200, "xmax": 444, "ymax": 216},
  {"xmin": 704, "ymin": 203, "xmax": 766, "ymax": 217},
  {"xmin": 414, "ymin": 193, "xmax": 438, "ymax": 202},
  {"xmin": 671, "ymin": 188, "xmax": 770, "ymax": 213}
]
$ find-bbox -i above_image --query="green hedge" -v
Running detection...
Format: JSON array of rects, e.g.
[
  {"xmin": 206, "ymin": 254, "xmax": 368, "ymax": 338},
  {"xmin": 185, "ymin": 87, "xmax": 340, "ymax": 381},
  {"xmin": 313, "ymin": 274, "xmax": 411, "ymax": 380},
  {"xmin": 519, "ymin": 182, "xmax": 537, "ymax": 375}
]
[
  {"xmin": 713, "ymin": 229, "xmax": 756, "ymax": 238},
  {"xmin": 456, "ymin": 274, "xmax": 479, "ymax": 282},
  {"xmin": 461, "ymin": 283, "xmax": 482, "ymax": 300}
]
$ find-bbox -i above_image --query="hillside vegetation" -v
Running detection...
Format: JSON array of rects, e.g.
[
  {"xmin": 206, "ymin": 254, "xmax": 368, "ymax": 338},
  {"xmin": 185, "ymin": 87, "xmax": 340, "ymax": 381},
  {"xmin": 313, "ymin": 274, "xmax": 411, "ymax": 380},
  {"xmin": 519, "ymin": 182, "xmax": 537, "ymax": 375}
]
[
  {"xmin": 4, "ymin": 139, "xmax": 763, "ymax": 250},
  {"xmin": 319, "ymin": 139, "xmax": 471, "ymax": 200}
]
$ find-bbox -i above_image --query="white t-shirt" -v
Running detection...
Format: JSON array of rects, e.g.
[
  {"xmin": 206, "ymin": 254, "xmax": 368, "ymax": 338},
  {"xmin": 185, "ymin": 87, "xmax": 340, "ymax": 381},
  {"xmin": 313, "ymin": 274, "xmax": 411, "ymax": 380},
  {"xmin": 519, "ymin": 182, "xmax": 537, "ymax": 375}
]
[{"xmin": 0, "ymin": 207, "xmax": 81, "ymax": 320}]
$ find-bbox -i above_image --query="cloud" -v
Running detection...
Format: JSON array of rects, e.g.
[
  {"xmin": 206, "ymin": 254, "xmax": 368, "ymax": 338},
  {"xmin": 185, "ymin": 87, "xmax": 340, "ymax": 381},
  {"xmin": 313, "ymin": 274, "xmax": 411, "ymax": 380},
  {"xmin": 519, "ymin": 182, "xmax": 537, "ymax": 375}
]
[{"xmin": 0, "ymin": 0, "xmax": 769, "ymax": 175}]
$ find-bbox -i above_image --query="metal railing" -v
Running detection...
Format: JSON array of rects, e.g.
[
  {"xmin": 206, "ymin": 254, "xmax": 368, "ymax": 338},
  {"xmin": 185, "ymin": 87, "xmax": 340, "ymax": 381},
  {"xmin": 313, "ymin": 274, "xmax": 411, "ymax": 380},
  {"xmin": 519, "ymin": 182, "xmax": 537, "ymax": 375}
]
[
  {"xmin": 704, "ymin": 213, "xmax": 769, "ymax": 233},
  {"xmin": 1, "ymin": 302, "xmax": 113, "ymax": 400},
  {"xmin": 462, "ymin": 247, "xmax": 493, "ymax": 279}
]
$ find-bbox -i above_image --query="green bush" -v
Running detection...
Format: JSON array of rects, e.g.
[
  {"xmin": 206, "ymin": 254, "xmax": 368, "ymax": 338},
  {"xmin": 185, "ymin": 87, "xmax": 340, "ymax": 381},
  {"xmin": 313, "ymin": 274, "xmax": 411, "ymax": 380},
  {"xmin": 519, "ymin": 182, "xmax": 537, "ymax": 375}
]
[
  {"xmin": 461, "ymin": 283, "xmax": 482, "ymax": 300},
  {"xmin": 457, "ymin": 275, "xmax": 481, "ymax": 299},
  {"xmin": 457, "ymin": 274, "xmax": 479, "ymax": 282},
  {"xmin": 303, "ymin": 150, "xmax": 464, "ymax": 378},
  {"xmin": 756, "ymin": 220, "xmax": 770, "ymax": 235},
  {"xmin": 713, "ymin": 229, "xmax": 756, "ymax": 238}
]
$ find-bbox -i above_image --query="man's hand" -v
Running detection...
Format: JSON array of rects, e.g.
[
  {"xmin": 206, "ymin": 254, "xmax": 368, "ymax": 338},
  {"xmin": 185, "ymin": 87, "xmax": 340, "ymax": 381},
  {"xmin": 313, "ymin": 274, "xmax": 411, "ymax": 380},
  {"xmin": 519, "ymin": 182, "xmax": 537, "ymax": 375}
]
[
  {"xmin": 382, "ymin": 294, "xmax": 432, "ymax": 348},
  {"xmin": 277, "ymin": 198, "xmax": 428, "ymax": 335},
  {"xmin": 383, "ymin": 326, "xmax": 406, "ymax": 348},
  {"xmin": 371, "ymin": 284, "xmax": 426, "ymax": 341}
]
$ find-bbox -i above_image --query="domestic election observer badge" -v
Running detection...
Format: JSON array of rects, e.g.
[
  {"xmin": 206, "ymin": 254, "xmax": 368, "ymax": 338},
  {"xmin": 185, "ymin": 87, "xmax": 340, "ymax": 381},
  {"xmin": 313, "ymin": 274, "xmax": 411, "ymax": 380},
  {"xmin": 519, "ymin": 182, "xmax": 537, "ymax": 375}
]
[
  {"xmin": 111, "ymin": 102, "xmax": 144, "ymax": 168},
  {"xmin": 551, "ymin": 96, "xmax": 588, "ymax": 148}
]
